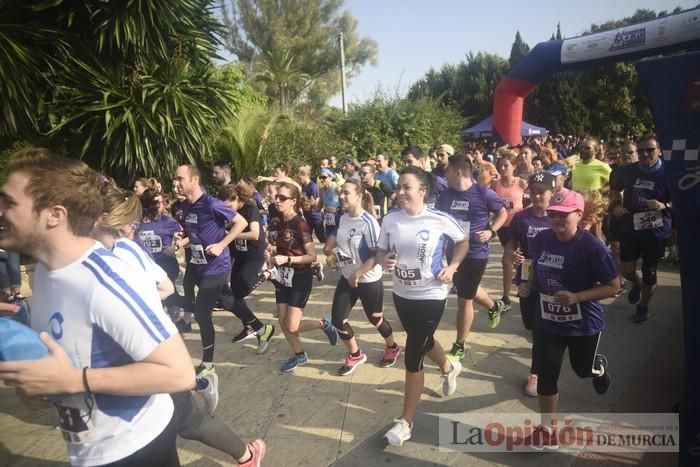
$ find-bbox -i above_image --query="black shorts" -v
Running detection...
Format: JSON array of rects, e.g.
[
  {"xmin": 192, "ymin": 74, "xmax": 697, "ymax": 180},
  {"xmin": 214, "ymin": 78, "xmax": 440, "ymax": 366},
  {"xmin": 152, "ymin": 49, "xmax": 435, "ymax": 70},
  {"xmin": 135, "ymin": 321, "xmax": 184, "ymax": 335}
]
[
  {"xmin": 496, "ymin": 226, "xmax": 512, "ymax": 247},
  {"xmin": 331, "ymin": 276, "xmax": 384, "ymax": 324},
  {"xmin": 453, "ymin": 257, "xmax": 488, "ymax": 300},
  {"xmin": 102, "ymin": 412, "xmax": 179, "ymax": 466},
  {"xmin": 619, "ymin": 233, "xmax": 666, "ymax": 268},
  {"xmin": 230, "ymin": 254, "xmax": 265, "ymax": 298},
  {"xmin": 275, "ymin": 268, "xmax": 313, "ymax": 308}
]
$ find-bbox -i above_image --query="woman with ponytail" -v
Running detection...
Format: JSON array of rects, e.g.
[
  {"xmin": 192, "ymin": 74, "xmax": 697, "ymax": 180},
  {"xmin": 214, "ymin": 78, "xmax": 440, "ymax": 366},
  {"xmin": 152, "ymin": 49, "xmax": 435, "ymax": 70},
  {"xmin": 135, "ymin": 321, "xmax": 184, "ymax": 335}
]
[
  {"xmin": 272, "ymin": 182, "xmax": 339, "ymax": 373},
  {"xmin": 323, "ymin": 180, "xmax": 400, "ymax": 376}
]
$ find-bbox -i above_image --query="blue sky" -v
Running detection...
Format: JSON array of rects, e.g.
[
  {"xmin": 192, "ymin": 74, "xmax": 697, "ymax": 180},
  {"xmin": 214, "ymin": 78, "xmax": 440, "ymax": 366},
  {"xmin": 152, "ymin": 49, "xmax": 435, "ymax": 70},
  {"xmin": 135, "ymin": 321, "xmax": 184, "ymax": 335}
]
[{"xmin": 329, "ymin": 0, "xmax": 700, "ymax": 107}]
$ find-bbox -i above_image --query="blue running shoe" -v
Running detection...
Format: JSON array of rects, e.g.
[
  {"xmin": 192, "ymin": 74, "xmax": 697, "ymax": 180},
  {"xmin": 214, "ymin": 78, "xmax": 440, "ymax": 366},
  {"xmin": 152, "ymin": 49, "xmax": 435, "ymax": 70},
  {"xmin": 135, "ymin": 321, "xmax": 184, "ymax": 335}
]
[
  {"xmin": 322, "ymin": 316, "xmax": 338, "ymax": 346},
  {"xmin": 627, "ymin": 283, "xmax": 641, "ymax": 305},
  {"xmin": 633, "ymin": 304, "xmax": 649, "ymax": 324},
  {"xmin": 280, "ymin": 353, "xmax": 309, "ymax": 373}
]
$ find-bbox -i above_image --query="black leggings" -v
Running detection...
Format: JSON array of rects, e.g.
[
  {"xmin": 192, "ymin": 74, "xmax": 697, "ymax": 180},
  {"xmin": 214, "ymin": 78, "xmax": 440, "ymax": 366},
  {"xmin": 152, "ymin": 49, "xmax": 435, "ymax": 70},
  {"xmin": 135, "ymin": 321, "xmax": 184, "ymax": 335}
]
[
  {"xmin": 519, "ymin": 292, "xmax": 539, "ymax": 374},
  {"xmin": 331, "ymin": 277, "xmax": 392, "ymax": 342},
  {"xmin": 393, "ymin": 294, "xmax": 446, "ymax": 373},
  {"xmin": 101, "ymin": 412, "xmax": 179, "ymax": 466},
  {"xmin": 532, "ymin": 326, "xmax": 601, "ymax": 396},
  {"xmin": 226, "ymin": 255, "xmax": 266, "ymax": 332},
  {"xmin": 171, "ymin": 392, "xmax": 246, "ymax": 460},
  {"xmin": 184, "ymin": 269, "xmax": 230, "ymax": 363}
]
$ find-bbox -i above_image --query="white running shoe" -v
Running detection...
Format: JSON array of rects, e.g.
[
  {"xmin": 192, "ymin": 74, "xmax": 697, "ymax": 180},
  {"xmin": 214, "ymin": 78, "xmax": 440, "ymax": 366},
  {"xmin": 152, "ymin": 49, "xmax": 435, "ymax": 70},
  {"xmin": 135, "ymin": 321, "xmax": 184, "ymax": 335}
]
[
  {"xmin": 197, "ymin": 373, "xmax": 219, "ymax": 416},
  {"xmin": 441, "ymin": 360, "xmax": 461, "ymax": 396},
  {"xmin": 384, "ymin": 418, "xmax": 412, "ymax": 446}
]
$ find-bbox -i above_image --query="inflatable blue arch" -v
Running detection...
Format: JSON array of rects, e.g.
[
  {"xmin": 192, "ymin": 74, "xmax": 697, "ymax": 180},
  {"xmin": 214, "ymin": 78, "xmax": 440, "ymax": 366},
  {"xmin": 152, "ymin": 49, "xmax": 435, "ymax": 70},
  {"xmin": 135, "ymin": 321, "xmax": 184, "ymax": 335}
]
[{"xmin": 493, "ymin": 7, "xmax": 700, "ymax": 144}]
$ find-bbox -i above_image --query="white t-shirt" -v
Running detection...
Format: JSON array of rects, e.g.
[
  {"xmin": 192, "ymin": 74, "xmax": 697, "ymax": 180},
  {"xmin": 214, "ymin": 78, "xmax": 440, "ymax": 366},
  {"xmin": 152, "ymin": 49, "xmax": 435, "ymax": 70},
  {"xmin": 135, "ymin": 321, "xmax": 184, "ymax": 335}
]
[
  {"xmin": 335, "ymin": 211, "xmax": 382, "ymax": 283},
  {"xmin": 378, "ymin": 207, "xmax": 466, "ymax": 300},
  {"xmin": 31, "ymin": 242, "xmax": 178, "ymax": 466},
  {"xmin": 112, "ymin": 238, "xmax": 168, "ymax": 286}
]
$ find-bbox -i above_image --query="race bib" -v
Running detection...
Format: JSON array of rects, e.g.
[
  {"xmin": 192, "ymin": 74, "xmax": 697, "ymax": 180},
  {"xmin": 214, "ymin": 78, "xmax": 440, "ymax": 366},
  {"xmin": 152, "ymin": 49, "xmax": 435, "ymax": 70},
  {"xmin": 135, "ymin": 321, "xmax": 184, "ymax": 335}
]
[
  {"xmin": 633, "ymin": 211, "xmax": 663, "ymax": 231},
  {"xmin": 394, "ymin": 265, "xmax": 424, "ymax": 286},
  {"xmin": 520, "ymin": 259, "xmax": 532, "ymax": 281},
  {"xmin": 56, "ymin": 404, "xmax": 90, "ymax": 443},
  {"xmin": 190, "ymin": 244, "xmax": 208, "ymax": 265},
  {"xmin": 503, "ymin": 198, "xmax": 514, "ymax": 210},
  {"xmin": 374, "ymin": 205, "xmax": 381, "ymax": 218},
  {"xmin": 458, "ymin": 220, "xmax": 471, "ymax": 237},
  {"xmin": 269, "ymin": 231, "xmax": 278, "ymax": 242},
  {"xmin": 141, "ymin": 234, "xmax": 163, "ymax": 253},
  {"xmin": 539, "ymin": 293, "xmax": 582, "ymax": 322},
  {"xmin": 234, "ymin": 238, "xmax": 248, "ymax": 252},
  {"xmin": 333, "ymin": 246, "xmax": 355, "ymax": 267},
  {"xmin": 324, "ymin": 212, "xmax": 336, "ymax": 226},
  {"xmin": 275, "ymin": 266, "xmax": 295, "ymax": 287}
]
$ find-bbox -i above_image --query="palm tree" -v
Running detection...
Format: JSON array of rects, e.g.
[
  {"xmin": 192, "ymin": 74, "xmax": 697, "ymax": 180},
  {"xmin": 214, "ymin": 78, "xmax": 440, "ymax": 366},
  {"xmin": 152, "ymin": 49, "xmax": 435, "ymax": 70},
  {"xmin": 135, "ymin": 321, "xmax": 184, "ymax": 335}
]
[
  {"xmin": 0, "ymin": 0, "xmax": 237, "ymax": 181},
  {"xmin": 253, "ymin": 49, "xmax": 311, "ymax": 109}
]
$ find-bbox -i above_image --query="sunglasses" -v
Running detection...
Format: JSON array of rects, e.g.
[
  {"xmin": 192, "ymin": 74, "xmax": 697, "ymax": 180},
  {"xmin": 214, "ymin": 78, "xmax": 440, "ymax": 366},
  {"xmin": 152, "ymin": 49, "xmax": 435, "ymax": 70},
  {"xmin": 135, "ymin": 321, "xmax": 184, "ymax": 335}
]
[
  {"xmin": 546, "ymin": 210, "xmax": 571, "ymax": 219},
  {"xmin": 275, "ymin": 194, "xmax": 294, "ymax": 202},
  {"xmin": 637, "ymin": 147, "xmax": 658, "ymax": 154},
  {"xmin": 358, "ymin": 171, "xmax": 369, "ymax": 177},
  {"xmin": 319, "ymin": 175, "xmax": 328, "ymax": 180}
]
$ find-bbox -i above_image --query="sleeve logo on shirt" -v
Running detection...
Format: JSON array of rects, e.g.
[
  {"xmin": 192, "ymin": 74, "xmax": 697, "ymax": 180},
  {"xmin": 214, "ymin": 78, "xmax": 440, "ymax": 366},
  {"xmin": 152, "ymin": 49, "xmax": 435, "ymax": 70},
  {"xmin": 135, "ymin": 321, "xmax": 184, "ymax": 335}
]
[
  {"xmin": 537, "ymin": 252, "xmax": 565, "ymax": 269},
  {"xmin": 185, "ymin": 213, "xmax": 198, "ymax": 224}
]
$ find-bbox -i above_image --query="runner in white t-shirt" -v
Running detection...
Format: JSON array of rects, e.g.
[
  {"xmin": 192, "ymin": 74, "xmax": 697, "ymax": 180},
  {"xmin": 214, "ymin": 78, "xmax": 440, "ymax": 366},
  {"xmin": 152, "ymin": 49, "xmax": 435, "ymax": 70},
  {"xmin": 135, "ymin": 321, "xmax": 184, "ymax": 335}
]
[
  {"xmin": 323, "ymin": 180, "xmax": 400, "ymax": 376},
  {"xmin": 0, "ymin": 149, "xmax": 193, "ymax": 466},
  {"xmin": 375, "ymin": 166, "xmax": 469, "ymax": 447}
]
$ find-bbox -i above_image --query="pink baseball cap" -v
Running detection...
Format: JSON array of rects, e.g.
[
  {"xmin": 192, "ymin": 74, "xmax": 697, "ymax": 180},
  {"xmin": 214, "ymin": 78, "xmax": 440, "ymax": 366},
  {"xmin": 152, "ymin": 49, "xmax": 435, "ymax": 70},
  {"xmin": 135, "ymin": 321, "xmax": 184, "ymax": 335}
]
[{"xmin": 548, "ymin": 188, "xmax": 584, "ymax": 213}]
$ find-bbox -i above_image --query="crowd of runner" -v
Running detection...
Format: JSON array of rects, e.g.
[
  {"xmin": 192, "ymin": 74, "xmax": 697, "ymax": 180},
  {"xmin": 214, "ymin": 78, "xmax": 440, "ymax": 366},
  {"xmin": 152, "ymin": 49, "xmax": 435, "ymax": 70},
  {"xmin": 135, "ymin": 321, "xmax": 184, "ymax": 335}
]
[{"xmin": 0, "ymin": 132, "xmax": 674, "ymax": 464}]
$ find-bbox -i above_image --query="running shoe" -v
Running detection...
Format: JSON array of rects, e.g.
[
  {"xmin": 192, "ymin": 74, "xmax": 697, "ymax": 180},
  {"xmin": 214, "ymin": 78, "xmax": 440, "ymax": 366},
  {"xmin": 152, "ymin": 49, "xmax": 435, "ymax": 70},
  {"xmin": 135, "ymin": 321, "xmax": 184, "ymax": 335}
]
[
  {"xmin": 322, "ymin": 316, "xmax": 338, "ymax": 346},
  {"xmin": 592, "ymin": 354, "xmax": 611, "ymax": 395},
  {"xmin": 9, "ymin": 293, "xmax": 26, "ymax": 304},
  {"xmin": 195, "ymin": 363, "xmax": 216, "ymax": 378},
  {"xmin": 488, "ymin": 299, "xmax": 505, "ymax": 328},
  {"xmin": 256, "ymin": 324, "xmax": 276, "ymax": 354},
  {"xmin": 446, "ymin": 342, "xmax": 465, "ymax": 362},
  {"xmin": 627, "ymin": 282, "xmax": 641, "ymax": 305},
  {"xmin": 338, "ymin": 351, "xmax": 367, "ymax": 376},
  {"xmin": 379, "ymin": 344, "xmax": 401, "ymax": 368},
  {"xmin": 239, "ymin": 439, "xmax": 266, "ymax": 467},
  {"xmin": 501, "ymin": 296, "xmax": 512, "ymax": 313},
  {"xmin": 441, "ymin": 360, "xmax": 462, "ymax": 396},
  {"xmin": 312, "ymin": 262, "xmax": 324, "ymax": 282},
  {"xmin": 196, "ymin": 374, "xmax": 219, "ymax": 416},
  {"xmin": 232, "ymin": 327, "xmax": 257, "ymax": 343},
  {"xmin": 633, "ymin": 304, "xmax": 649, "ymax": 324},
  {"xmin": 525, "ymin": 374, "xmax": 538, "ymax": 397},
  {"xmin": 175, "ymin": 319, "xmax": 192, "ymax": 334},
  {"xmin": 384, "ymin": 418, "xmax": 413, "ymax": 447},
  {"xmin": 526, "ymin": 425, "xmax": 559, "ymax": 451},
  {"xmin": 280, "ymin": 352, "xmax": 309, "ymax": 373}
]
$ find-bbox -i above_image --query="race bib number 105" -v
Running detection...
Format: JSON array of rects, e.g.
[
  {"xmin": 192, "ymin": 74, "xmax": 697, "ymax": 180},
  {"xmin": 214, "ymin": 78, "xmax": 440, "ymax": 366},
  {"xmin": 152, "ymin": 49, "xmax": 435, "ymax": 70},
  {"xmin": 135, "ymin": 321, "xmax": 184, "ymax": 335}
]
[{"xmin": 395, "ymin": 266, "xmax": 424, "ymax": 286}]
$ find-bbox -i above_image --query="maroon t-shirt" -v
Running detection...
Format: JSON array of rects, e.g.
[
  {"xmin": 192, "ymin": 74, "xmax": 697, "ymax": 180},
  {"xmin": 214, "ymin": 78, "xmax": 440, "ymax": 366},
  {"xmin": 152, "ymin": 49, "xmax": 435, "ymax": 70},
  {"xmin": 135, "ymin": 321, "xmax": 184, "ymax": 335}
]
[{"xmin": 276, "ymin": 214, "xmax": 313, "ymax": 271}]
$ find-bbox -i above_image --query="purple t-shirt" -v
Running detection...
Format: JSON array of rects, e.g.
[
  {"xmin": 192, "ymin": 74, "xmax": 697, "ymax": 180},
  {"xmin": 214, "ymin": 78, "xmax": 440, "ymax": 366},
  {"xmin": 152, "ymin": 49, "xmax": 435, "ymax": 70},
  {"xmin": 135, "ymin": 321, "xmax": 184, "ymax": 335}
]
[
  {"xmin": 509, "ymin": 208, "xmax": 550, "ymax": 284},
  {"xmin": 437, "ymin": 183, "xmax": 506, "ymax": 259},
  {"xmin": 531, "ymin": 229, "xmax": 618, "ymax": 336},
  {"xmin": 182, "ymin": 193, "xmax": 237, "ymax": 276},
  {"xmin": 610, "ymin": 161, "xmax": 672, "ymax": 239},
  {"xmin": 302, "ymin": 182, "xmax": 323, "ymax": 225},
  {"xmin": 136, "ymin": 215, "xmax": 183, "ymax": 260}
]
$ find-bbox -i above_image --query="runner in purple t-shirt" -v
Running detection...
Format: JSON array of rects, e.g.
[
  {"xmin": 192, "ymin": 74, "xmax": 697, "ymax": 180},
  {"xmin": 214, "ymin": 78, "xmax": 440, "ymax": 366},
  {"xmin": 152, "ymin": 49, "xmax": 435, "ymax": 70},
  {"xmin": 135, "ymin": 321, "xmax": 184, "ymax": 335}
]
[
  {"xmin": 518, "ymin": 189, "xmax": 619, "ymax": 450},
  {"xmin": 610, "ymin": 135, "xmax": 672, "ymax": 324},
  {"xmin": 436, "ymin": 155, "xmax": 507, "ymax": 363},
  {"xmin": 173, "ymin": 165, "xmax": 248, "ymax": 377},
  {"xmin": 508, "ymin": 172, "xmax": 555, "ymax": 397}
]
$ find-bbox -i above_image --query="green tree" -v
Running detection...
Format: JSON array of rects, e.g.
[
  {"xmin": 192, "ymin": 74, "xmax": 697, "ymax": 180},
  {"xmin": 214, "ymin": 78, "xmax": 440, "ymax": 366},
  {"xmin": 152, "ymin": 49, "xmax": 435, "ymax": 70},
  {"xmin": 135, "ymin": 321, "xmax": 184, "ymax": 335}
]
[
  {"xmin": 509, "ymin": 31, "xmax": 530, "ymax": 68},
  {"xmin": 0, "ymin": 0, "xmax": 237, "ymax": 181},
  {"xmin": 220, "ymin": 0, "xmax": 377, "ymax": 107}
]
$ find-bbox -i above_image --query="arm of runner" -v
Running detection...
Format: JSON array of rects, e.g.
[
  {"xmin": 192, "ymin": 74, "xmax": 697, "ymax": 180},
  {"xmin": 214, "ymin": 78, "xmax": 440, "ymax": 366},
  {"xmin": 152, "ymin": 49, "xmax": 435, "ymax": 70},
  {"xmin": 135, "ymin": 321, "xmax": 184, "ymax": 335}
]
[
  {"xmin": 323, "ymin": 236, "xmax": 337, "ymax": 257},
  {"xmin": 235, "ymin": 219, "xmax": 260, "ymax": 241},
  {"xmin": 348, "ymin": 250, "xmax": 378, "ymax": 288},
  {"xmin": 277, "ymin": 241, "xmax": 317, "ymax": 266},
  {"xmin": 157, "ymin": 276, "xmax": 175, "ymax": 301},
  {"xmin": 554, "ymin": 277, "xmax": 620, "ymax": 306},
  {"xmin": 0, "ymin": 332, "xmax": 195, "ymax": 397},
  {"xmin": 206, "ymin": 214, "xmax": 248, "ymax": 256},
  {"xmin": 437, "ymin": 238, "xmax": 468, "ymax": 283}
]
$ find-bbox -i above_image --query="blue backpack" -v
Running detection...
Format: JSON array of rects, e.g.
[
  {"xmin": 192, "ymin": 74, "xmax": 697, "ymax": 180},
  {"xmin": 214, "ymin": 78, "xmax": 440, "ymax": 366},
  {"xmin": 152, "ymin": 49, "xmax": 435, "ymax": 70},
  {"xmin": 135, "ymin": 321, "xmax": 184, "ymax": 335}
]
[{"xmin": 0, "ymin": 318, "xmax": 48, "ymax": 361}]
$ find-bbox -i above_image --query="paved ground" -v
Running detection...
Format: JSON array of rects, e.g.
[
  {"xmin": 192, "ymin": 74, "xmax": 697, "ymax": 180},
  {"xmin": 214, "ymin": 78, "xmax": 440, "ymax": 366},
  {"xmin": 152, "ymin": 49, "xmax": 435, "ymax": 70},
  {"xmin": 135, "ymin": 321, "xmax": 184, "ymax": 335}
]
[{"xmin": 0, "ymin": 244, "xmax": 683, "ymax": 466}]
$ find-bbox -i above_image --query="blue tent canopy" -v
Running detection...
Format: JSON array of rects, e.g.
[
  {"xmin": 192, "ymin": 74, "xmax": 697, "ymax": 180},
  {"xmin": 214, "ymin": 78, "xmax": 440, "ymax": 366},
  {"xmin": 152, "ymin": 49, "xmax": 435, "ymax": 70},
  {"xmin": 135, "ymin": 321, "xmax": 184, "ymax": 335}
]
[{"xmin": 463, "ymin": 115, "xmax": 547, "ymax": 139}]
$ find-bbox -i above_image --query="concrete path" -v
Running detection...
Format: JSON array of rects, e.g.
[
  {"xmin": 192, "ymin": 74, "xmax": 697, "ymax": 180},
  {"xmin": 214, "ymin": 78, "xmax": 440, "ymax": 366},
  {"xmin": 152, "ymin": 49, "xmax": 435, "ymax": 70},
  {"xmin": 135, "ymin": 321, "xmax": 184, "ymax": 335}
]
[{"xmin": 0, "ymin": 244, "xmax": 682, "ymax": 466}]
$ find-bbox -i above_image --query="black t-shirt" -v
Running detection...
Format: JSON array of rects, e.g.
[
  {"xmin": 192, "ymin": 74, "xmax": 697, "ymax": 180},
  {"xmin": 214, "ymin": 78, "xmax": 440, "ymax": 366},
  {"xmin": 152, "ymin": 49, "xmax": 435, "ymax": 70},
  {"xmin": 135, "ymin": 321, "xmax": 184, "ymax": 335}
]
[
  {"xmin": 230, "ymin": 203, "xmax": 265, "ymax": 259},
  {"xmin": 366, "ymin": 180, "xmax": 393, "ymax": 220}
]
